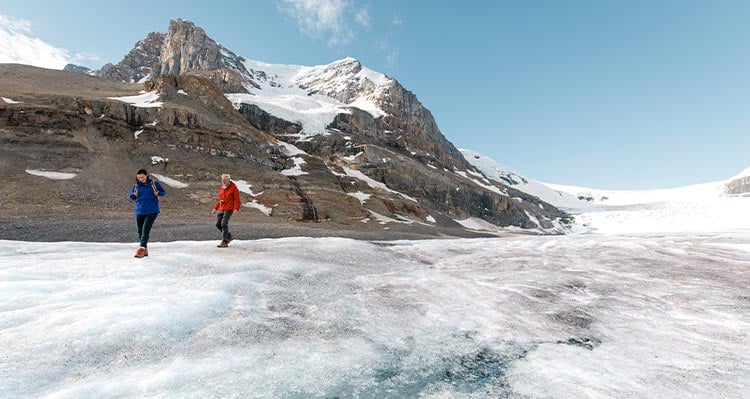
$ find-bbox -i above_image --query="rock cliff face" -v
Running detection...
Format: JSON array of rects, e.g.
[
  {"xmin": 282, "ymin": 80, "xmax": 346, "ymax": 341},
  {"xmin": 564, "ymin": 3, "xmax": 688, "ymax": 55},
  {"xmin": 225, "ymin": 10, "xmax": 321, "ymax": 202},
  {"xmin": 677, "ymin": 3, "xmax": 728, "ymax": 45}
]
[
  {"xmin": 376, "ymin": 82, "xmax": 472, "ymax": 171},
  {"xmin": 155, "ymin": 20, "xmax": 250, "ymax": 80}
]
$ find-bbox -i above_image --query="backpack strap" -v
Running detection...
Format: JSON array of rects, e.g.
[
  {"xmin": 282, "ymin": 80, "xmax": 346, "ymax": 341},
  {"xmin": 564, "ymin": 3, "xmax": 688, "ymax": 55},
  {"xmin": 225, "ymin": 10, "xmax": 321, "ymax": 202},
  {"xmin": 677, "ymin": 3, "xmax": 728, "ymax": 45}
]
[{"xmin": 151, "ymin": 181, "xmax": 160, "ymax": 201}]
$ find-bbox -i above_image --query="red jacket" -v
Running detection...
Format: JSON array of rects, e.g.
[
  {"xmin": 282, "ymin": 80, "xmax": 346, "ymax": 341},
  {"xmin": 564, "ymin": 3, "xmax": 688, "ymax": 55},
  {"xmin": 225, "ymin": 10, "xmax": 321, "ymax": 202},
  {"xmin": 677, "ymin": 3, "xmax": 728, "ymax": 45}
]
[{"xmin": 214, "ymin": 181, "xmax": 241, "ymax": 212}]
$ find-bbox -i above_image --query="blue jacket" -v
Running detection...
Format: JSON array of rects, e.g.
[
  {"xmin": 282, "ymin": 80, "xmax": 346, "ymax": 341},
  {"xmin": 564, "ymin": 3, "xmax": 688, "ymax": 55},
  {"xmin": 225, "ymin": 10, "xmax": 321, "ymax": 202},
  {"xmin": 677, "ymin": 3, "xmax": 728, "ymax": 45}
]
[{"xmin": 129, "ymin": 178, "xmax": 166, "ymax": 215}]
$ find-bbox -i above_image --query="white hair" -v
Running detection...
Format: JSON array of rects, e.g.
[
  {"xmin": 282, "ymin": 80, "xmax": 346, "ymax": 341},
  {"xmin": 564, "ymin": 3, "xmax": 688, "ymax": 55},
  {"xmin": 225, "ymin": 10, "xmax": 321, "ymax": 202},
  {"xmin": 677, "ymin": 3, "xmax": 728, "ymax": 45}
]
[{"xmin": 221, "ymin": 174, "xmax": 231, "ymax": 179}]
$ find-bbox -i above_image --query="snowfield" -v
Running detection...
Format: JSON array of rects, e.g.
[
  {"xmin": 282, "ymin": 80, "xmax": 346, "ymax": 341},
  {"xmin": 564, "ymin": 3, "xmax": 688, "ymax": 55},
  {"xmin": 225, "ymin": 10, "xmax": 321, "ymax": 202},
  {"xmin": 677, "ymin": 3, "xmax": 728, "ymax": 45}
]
[
  {"xmin": 1, "ymin": 234, "xmax": 748, "ymax": 398},
  {"xmin": 462, "ymin": 149, "xmax": 750, "ymax": 235}
]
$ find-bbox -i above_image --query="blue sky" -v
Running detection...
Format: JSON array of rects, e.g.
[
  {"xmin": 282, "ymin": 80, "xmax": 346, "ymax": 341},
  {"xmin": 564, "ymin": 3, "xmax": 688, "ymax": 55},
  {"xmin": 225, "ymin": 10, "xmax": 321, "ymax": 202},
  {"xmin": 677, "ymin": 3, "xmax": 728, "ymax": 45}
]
[{"xmin": 1, "ymin": 0, "xmax": 749, "ymax": 189}]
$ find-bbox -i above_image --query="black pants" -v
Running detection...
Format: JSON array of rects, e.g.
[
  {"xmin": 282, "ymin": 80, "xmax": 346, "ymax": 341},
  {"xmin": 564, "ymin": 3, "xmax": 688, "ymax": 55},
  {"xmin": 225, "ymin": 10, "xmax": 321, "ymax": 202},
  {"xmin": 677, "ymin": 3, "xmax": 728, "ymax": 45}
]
[
  {"xmin": 215, "ymin": 211, "xmax": 233, "ymax": 241},
  {"xmin": 135, "ymin": 213, "xmax": 158, "ymax": 248}
]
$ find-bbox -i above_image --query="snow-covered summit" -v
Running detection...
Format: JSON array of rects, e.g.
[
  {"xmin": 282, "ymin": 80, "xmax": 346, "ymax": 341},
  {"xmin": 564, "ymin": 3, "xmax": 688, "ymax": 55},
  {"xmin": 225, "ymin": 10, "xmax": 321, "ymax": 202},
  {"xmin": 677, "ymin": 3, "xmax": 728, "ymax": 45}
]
[
  {"xmin": 228, "ymin": 56, "xmax": 393, "ymax": 135},
  {"xmin": 291, "ymin": 57, "xmax": 391, "ymax": 104}
]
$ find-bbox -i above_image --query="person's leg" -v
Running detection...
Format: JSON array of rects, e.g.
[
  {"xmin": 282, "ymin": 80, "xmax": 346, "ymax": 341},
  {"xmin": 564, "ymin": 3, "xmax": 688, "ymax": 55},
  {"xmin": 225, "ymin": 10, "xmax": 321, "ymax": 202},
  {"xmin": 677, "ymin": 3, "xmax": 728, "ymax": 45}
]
[
  {"xmin": 220, "ymin": 211, "xmax": 233, "ymax": 241},
  {"xmin": 136, "ymin": 214, "xmax": 146, "ymax": 244},
  {"xmin": 215, "ymin": 212, "xmax": 224, "ymax": 232},
  {"xmin": 139, "ymin": 214, "xmax": 158, "ymax": 248}
]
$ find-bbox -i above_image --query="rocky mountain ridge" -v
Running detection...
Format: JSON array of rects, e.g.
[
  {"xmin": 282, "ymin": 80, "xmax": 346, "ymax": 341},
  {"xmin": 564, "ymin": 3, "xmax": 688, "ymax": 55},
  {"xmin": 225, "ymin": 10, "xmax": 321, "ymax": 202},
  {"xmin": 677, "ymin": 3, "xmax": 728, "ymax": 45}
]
[{"xmin": 6, "ymin": 19, "xmax": 572, "ymax": 238}]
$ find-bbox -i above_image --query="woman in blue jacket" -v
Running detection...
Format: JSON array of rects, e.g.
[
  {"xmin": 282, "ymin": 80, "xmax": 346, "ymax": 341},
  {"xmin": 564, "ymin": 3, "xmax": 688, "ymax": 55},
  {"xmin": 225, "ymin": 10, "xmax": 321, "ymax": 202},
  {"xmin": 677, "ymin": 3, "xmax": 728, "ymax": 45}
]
[{"xmin": 128, "ymin": 169, "xmax": 166, "ymax": 258}]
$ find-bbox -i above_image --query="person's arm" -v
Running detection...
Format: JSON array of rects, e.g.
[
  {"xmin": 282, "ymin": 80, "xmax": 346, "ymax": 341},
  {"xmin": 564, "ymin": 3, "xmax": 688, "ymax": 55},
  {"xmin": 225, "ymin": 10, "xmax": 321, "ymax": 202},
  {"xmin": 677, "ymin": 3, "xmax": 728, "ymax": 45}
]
[
  {"xmin": 212, "ymin": 189, "xmax": 221, "ymax": 214},
  {"xmin": 155, "ymin": 181, "xmax": 167, "ymax": 197},
  {"xmin": 233, "ymin": 185, "xmax": 241, "ymax": 212},
  {"xmin": 129, "ymin": 184, "xmax": 138, "ymax": 201}
]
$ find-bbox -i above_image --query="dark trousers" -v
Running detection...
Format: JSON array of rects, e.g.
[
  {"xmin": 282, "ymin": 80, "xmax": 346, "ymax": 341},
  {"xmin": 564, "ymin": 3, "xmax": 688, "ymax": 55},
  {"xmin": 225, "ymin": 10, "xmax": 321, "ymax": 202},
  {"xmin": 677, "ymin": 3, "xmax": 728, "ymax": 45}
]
[
  {"xmin": 215, "ymin": 211, "xmax": 233, "ymax": 241},
  {"xmin": 136, "ymin": 213, "xmax": 158, "ymax": 248}
]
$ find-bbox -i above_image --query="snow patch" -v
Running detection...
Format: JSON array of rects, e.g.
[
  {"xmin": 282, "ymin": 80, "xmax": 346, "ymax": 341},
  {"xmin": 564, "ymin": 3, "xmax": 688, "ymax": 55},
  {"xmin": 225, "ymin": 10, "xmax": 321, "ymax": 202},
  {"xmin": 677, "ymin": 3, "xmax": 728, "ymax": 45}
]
[
  {"xmin": 150, "ymin": 156, "xmax": 168, "ymax": 165},
  {"xmin": 280, "ymin": 157, "xmax": 308, "ymax": 176},
  {"xmin": 341, "ymin": 167, "xmax": 417, "ymax": 202},
  {"xmin": 276, "ymin": 141, "xmax": 308, "ymax": 157},
  {"xmin": 151, "ymin": 173, "xmax": 188, "ymax": 189},
  {"xmin": 346, "ymin": 192, "xmax": 371, "ymax": 205},
  {"xmin": 234, "ymin": 180, "xmax": 263, "ymax": 197},
  {"xmin": 245, "ymin": 200, "xmax": 273, "ymax": 216},
  {"xmin": 343, "ymin": 151, "xmax": 364, "ymax": 162},
  {"xmin": 455, "ymin": 170, "xmax": 508, "ymax": 197},
  {"xmin": 108, "ymin": 91, "xmax": 163, "ymax": 108},
  {"xmin": 25, "ymin": 169, "xmax": 76, "ymax": 180},
  {"xmin": 454, "ymin": 217, "xmax": 502, "ymax": 231},
  {"xmin": 366, "ymin": 209, "xmax": 412, "ymax": 225}
]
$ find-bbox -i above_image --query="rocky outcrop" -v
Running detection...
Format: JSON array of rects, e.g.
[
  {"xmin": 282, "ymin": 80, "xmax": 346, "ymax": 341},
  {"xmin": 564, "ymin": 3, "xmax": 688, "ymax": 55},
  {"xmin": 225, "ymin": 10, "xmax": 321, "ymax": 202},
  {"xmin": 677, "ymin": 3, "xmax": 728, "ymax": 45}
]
[
  {"xmin": 237, "ymin": 103, "xmax": 302, "ymax": 136},
  {"xmin": 63, "ymin": 64, "xmax": 94, "ymax": 75},
  {"xmin": 725, "ymin": 176, "xmax": 750, "ymax": 196},
  {"xmin": 190, "ymin": 68, "xmax": 249, "ymax": 93}
]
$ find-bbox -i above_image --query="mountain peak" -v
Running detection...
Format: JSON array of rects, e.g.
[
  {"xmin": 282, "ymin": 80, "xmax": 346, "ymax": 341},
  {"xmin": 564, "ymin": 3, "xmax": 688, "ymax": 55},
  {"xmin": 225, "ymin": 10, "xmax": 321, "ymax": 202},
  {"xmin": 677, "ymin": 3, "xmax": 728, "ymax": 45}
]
[
  {"xmin": 331, "ymin": 56, "xmax": 360, "ymax": 66},
  {"xmin": 169, "ymin": 18, "xmax": 197, "ymax": 29},
  {"xmin": 159, "ymin": 18, "xmax": 223, "ymax": 76}
]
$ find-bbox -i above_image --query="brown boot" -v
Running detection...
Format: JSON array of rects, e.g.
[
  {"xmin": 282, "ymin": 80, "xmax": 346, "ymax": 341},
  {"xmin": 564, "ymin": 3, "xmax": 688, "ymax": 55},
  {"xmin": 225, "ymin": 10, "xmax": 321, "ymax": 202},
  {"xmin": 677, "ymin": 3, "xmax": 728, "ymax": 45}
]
[
  {"xmin": 134, "ymin": 247, "xmax": 146, "ymax": 258},
  {"xmin": 217, "ymin": 240, "xmax": 228, "ymax": 248},
  {"xmin": 143, "ymin": 248, "xmax": 149, "ymax": 257}
]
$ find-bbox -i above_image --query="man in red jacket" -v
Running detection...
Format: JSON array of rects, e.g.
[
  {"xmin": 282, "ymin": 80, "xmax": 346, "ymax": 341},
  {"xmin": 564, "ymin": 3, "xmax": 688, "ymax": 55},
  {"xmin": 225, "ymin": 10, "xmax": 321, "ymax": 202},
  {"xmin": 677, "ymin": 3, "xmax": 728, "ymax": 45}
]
[{"xmin": 212, "ymin": 173, "xmax": 241, "ymax": 248}]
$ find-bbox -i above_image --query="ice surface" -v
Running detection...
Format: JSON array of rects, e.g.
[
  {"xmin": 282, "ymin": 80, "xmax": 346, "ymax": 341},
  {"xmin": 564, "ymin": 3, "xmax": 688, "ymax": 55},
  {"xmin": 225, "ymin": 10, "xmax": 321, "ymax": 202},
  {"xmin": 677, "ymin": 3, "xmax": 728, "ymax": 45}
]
[{"xmin": 1, "ymin": 234, "xmax": 748, "ymax": 398}]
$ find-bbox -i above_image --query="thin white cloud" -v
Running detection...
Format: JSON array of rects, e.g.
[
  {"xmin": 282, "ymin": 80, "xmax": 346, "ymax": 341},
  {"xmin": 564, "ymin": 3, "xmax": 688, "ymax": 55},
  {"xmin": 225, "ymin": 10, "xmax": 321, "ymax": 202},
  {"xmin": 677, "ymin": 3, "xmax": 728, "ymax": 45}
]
[
  {"xmin": 385, "ymin": 49, "xmax": 398, "ymax": 68},
  {"xmin": 0, "ymin": 14, "xmax": 70, "ymax": 69},
  {"xmin": 277, "ymin": 0, "xmax": 371, "ymax": 46},
  {"xmin": 391, "ymin": 16, "xmax": 403, "ymax": 26},
  {"xmin": 377, "ymin": 40, "xmax": 398, "ymax": 68},
  {"xmin": 355, "ymin": 8, "xmax": 371, "ymax": 28}
]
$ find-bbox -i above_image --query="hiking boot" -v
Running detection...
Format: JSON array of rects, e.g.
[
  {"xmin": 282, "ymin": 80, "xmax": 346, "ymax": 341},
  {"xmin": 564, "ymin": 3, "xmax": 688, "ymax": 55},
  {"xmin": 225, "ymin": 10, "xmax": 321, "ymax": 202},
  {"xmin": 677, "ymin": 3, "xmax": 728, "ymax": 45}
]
[
  {"xmin": 217, "ymin": 240, "xmax": 228, "ymax": 248},
  {"xmin": 228, "ymin": 233, "xmax": 234, "ymax": 243},
  {"xmin": 134, "ymin": 247, "xmax": 146, "ymax": 258}
]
